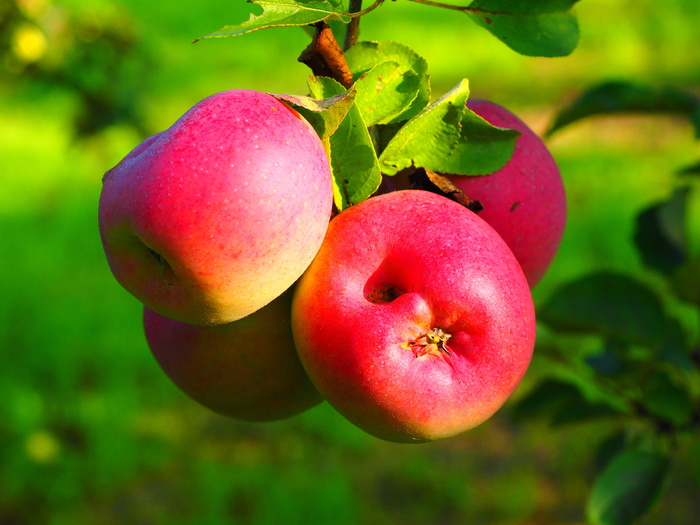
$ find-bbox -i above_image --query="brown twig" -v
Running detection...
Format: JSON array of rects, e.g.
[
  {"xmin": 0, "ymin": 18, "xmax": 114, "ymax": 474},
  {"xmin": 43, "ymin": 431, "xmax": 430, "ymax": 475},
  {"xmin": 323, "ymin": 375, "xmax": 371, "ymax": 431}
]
[
  {"xmin": 410, "ymin": 169, "xmax": 484, "ymax": 213},
  {"xmin": 298, "ymin": 22, "xmax": 354, "ymax": 89},
  {"xmin": 344, "ymin": 0, "xmax": 363, "ymax": 50}
]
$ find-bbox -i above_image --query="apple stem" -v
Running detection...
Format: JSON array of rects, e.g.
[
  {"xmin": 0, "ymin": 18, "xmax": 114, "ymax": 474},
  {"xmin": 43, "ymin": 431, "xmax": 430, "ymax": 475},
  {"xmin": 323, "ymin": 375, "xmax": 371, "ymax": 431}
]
[{"xmin": 298, "ymin": 22, "xmax": 354, "ymax": 89}]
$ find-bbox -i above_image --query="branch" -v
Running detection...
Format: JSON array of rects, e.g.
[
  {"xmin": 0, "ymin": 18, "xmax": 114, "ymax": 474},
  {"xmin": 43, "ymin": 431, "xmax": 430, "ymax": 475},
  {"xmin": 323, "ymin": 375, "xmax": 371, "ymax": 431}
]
[
  {"xmin": 409, "ymin": 169, "xmax": 484, "ymax": 213},
  {"xmin": 344, "ymin": 0, "xmax": 363, "ymax": 51},
  {"xmin": 346, "ymin": 0, "xmax": 385, "ymax": 18}
]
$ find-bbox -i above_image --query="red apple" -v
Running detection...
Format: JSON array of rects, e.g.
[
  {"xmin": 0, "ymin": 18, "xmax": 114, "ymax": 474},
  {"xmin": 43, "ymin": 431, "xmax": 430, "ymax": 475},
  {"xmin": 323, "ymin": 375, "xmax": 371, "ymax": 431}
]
[
  {"xmin": 292, "ymin": 190, "xmax": 536, "ymax": 443},
  {"xmin": 446, "ymin": 99, "xmax": 567, "ymax": 287},
  {"xmin": 99, "ymin": 89, "xmax": 333, "ymax": 325},
  {"xmin": 143, "ymin": 289, "xmax": 322, "ymax": 421}
]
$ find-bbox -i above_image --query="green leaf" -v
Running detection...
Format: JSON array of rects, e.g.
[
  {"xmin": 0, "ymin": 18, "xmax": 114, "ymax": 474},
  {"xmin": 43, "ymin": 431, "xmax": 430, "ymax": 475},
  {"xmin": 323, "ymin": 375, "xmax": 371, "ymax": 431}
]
[
  {"xmin": 642, "ymin": 371, "xmax": 694, "ymax": 426},
  {"xmin": 511, "ymin": 379, "xmax": 582, "ymax": 422},
  {"xmin": 308, "ymin": 76, "xmax": 381, "ymax": 210},
  {"xmin": 466, "ymin": 0, "xmax": 580, "ymax": 57},
  {"xmin": 547, "ymin": 81, "xmax": 700, "ymax": 136},
  {"xmin": 594, "ymin": 431, "xmax": 628, "ymax": 473},
  {"xmin": 679, "ymin": 159, "xmax": 700, "ymax": 175},
  {"xmin": 658, "ymin": 317, "xmax": 693, "ymax": 371},
  {"xmin": 274, "ymin": 89, "xmax": 356, "ymax": 139},
  {"xmin": 512, "ymin": 378, "xmax": 618, "ymax": 426},
  {"xmin": 587, "ymin": 449, "xmax": 669, "ymax": 525},
  {"xmin": 430, "ymin": 107, "xmax": 520, "ymax": 176},
  {"xmin": 540, "ymin": 272, "xmax": 691, "ymax": 369},
  {"xmin": 195, "ymin": 0, "xmax": 350, "ymax": 41},
  {"xmin": 352, "ymin": 61, "xmax": 421, "ymax": 127},
  {"xmin": 585, "ymin": 340, "xmax": 626, "ymax": 376},
  {"xmin": 634, "ymin": 183, "xmax": 700, "ymax": 308},
  {"xmin": 634, "ymin": 187, "xmax": 690, "ymax": 276},
  {"xmin": 551, "ymin": 400, "xmax": 618, "ymax": 426},
  {"xmin": 378, "ymin": 79, "xmax": 469, "ymax": 176},
  {"xmin": 345, "ymin": 41, "xmax": 431, "ymax": 123},
  {"xmin": 672, "ymin": 256, "xmax": 700, "ymax": 307},
  {"xmin": 691, "ymin": 441, "xmax": 700, "ymax": 490},
  {"xmin": 540, "ymin": 273, "xmax": 669, "ymax": 343}
]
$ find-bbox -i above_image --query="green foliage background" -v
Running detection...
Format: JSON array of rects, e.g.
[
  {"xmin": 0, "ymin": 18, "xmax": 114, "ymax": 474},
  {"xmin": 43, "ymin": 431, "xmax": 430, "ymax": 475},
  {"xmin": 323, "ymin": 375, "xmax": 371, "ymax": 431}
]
[{"xmin": 1, "ymin": 0, "xmax": 698, "ymax": 523}]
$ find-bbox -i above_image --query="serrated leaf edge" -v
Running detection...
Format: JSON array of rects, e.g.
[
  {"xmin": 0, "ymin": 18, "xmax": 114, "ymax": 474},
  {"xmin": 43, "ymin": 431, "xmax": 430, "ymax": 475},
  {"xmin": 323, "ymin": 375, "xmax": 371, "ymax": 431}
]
[{"xmin": 195, "ymin": 0, "xmax": 350, "ymax": 41}]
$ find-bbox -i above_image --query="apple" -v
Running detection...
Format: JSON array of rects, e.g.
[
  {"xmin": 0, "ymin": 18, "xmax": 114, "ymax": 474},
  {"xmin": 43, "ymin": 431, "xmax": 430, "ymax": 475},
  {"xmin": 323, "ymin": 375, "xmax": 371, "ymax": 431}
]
[
  {"xmin": 98, "ymin": 89, "xmax": 333, "ymax": 325},
  {"xmin": 291, "ymin": 190, "xmax": 536, "ymax": 443},
  {"xmin": 445, "ymin": 99, "xmax": 567, "ymax": 287},
  {"xmin": 143, "ymin": 288, "xmax": 323, "ymax": 421}
]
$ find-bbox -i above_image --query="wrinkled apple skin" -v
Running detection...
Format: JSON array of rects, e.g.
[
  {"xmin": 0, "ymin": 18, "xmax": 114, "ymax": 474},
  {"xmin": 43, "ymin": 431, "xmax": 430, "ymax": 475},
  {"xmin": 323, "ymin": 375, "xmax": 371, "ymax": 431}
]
[
  {"xmin": 99, "ymin": 89, "xmax": 332, "ymax": 325},
  {"xmin": 143, "ymin": 289, "xmax": 323, "ymax": 422},
  {"xmin": 446, "ymin": 99, "xmax": 567, "ymax": 287},
  {"xmin": 292, "ymin": 190, "xmax": 536, "ymax": 443}
]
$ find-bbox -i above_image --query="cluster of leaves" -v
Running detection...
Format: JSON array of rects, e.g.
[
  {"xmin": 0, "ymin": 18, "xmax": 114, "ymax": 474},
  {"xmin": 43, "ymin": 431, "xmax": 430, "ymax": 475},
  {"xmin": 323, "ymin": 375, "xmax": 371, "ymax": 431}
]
[
  {"xmin": 197, "ymin": 0, "xmax": 582, "ymax": 58},
  {"xmin": 518, "ymin": 82, "xmax": 700, "ymax": 525},
  {"xmin": 195, "ymin": 0, "xmax": 584, "ymax": 211},
  {"xmin": 278, "ymin": 44, "xmax": 520, "ymax": 210}
]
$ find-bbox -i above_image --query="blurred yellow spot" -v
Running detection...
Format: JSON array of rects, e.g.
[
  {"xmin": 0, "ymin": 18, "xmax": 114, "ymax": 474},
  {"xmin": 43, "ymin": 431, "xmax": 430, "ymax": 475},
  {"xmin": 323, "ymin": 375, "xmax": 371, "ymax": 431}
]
[
  {"xmin": 12, "ymin": 23, "xmax": 48, "ymax": 64},
  {"xmin": 25, "ymin": 430, "xmax": 61, "ymax": 464}
]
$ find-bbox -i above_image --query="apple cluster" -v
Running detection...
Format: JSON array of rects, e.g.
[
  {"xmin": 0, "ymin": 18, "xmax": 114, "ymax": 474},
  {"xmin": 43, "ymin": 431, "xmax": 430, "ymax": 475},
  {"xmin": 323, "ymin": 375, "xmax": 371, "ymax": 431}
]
[{"xmin": 98, "ymin": 89, "xmax": 566, "ymax": 443}]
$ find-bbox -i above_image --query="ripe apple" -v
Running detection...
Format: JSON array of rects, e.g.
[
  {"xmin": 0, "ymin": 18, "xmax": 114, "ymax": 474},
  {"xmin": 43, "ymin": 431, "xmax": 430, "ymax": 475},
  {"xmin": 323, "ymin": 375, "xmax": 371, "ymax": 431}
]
[
  {"xmin": 143, "ymin": 288, "xmax": 323, "ymax": 421},
  {"xmin": 99, "ymin": 89, "xmax": 333, "ymax": 325},
  {"xmin": 445, "ymin": 99, "xmax": 567, "ymax": 287},
  {"xmin": 291, "ymin": 190, "xmax": 536, "ymax": 443}
]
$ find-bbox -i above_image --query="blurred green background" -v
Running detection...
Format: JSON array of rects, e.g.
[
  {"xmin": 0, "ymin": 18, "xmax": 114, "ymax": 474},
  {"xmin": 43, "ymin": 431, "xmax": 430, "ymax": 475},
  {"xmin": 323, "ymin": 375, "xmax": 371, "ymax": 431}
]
[{"xmin": 1, "ymin": 0, "xmax": 699, "ymax": 523}]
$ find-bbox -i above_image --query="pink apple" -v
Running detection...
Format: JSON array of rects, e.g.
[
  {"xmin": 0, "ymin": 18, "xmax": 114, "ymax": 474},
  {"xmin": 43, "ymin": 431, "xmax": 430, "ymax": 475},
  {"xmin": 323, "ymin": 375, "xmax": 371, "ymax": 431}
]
[
  {"xmin": 143, "ymin": 289, "xmax": 323, "ymax": 421},
  {"xmin": 99, "ymin": 89, "xmax": 333, "ymax": 325},
  {"xmin": 291, "ymin": 190, "xmax": 536, "ymax": 443},
  {"xmin": 446, "ymin": 99, "xmax": 567, "ymax": 287}
]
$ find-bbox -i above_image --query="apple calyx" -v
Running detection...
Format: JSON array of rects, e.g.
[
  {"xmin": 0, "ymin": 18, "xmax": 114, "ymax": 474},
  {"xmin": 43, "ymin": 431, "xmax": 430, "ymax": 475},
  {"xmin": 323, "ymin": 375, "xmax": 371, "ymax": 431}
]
[{"xmin": 407, "ymin": 327, "xmax": 453, "ymax": 358}]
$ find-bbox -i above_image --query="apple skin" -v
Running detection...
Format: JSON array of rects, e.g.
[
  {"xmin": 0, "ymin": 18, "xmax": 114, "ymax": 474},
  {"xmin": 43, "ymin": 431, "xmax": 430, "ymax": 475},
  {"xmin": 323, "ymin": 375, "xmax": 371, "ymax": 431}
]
[
  {"xmin": 99, "ymin": 89, "xmax": 333, "ymax": 325},
  {"xmin": 291, "ymin": 190, "xmax": 536, "ymax": 443},
  {"xmin": 143, "ymin": 288, "xmax": 323, "ymax": 422},
  {"xmin": 446, "ymin": 99, "xmax": 567, "ymax": 288}
]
